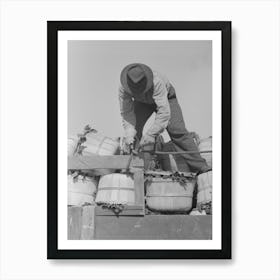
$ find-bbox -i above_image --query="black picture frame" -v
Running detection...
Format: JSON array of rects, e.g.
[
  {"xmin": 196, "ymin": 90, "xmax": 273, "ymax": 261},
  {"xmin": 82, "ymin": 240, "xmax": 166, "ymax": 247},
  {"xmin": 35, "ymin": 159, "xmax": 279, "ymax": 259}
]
[{"xmin": 47, "ymin": 21, "xmax": 231, "ymax": 259}]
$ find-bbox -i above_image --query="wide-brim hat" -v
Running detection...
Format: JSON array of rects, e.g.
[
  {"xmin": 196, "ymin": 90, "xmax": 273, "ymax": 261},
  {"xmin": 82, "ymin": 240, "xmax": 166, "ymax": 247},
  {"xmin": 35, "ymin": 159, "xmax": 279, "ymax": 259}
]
[{"xmin": 120, "ymin": 63, "xmax": 153, "ymax": 94}]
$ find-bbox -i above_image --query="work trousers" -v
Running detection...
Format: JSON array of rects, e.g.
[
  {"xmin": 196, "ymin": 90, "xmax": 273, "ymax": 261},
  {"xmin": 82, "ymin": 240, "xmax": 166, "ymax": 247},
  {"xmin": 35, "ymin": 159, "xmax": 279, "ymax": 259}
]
[{"xmin": 134, "ymin": 98, "xmax": 208, "ymax": 173}]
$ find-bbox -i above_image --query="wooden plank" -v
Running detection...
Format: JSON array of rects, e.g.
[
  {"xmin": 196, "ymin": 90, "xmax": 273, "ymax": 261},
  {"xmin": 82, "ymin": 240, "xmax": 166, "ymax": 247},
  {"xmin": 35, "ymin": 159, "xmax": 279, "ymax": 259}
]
[
  {"xmin": 95, "ymin": 205, "xmax": 144, "ymax": 216},
  {"xmin": 68, "ymin": 206, "xmax": 82, "ymax": 240},
  {"xmin": 142, "ymin": 151, "xmax": 154, "ymax": 170},
  {"xmin": 95, "ymin": 215, "xmax": 212, "ymax": 240},
  {"xmin": 133, "ymin": 168, "xmax": 145, "ymax": 208},
  {"xmin": 130, "ymin": 157, "xmax": 144, "ymax": 168},
  {"xmin": 68, "ymin": 155, "xmax": 144, "ymax": 170},
  {"xmin": 81, "ymin": 205, "xmax": 95, "ymax": 240}
]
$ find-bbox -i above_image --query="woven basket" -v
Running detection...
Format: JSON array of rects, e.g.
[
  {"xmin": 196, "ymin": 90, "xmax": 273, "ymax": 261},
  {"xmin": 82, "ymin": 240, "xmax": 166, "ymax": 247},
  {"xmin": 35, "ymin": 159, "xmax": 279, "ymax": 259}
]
[
  {"xmin": 146, "ymin": 177, "xmax": 195, "ymax": 212},
  {"xmin": 197, "ymin": 171, "xmax": 212, "ymax": 206},
  {"xmin": 95, "ymin": 173, "xmax": 135, "ymax": 205},
  {"xmin": 77, "ymin": 131, "xmax": 120, "ymax": 176},
  {"xmin": 68, "ymin": 175, "xmax": 98, "ymax": 206}
]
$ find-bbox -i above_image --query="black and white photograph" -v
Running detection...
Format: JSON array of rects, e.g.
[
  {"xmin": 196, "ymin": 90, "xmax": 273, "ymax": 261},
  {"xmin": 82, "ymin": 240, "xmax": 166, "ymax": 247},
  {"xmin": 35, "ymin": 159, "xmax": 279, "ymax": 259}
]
[
  {"xmin": 3, "ymin": 0, "xmax": 280, "ymax": 278},
  {"xmin": 47, "ymin": 21, "xmax": 231, "ymax": 259}
]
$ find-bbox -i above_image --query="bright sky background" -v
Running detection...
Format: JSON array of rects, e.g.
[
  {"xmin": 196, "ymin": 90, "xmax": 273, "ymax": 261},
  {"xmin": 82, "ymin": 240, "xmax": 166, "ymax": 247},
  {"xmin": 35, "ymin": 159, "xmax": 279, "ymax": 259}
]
[{"xmin": 68, "ymin": 40, "xmax": 212, "ymax": 140}]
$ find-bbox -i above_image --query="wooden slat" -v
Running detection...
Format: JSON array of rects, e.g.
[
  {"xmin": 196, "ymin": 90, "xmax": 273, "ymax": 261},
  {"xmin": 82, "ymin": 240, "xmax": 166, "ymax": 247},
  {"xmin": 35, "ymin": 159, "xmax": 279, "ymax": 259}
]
[
  {"xmin": 68, "ymin": 155, "xmax": 144, "ymax": 170},
  {"xmin": 94, "ymin": 215, "xmax": 212, "ymax": 240},
  {"xmin": 68, "ymin": 206, "xmax": 82, "ymax": 240},
  {"xmin": 133, "ymin": 168, "xmax": 145, "ymax": 207},
  {"xmin": 95, "ymin": 205, "xmax": 144, "ymax": 216},
  {"xmin": 81, "ymin": 205, "xmax": 95, "ymax": 240}
]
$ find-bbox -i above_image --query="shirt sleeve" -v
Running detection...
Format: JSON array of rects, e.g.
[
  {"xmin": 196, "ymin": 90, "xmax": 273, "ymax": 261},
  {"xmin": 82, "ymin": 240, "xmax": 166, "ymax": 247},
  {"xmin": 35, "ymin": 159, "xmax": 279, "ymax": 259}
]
[
  {"xmin": 118, "ymin": 85, "xmax": 137, "ymax": 138},
  {"xmin": 146, "ymin": 78, "xmax": 171, "ymax": 137}
]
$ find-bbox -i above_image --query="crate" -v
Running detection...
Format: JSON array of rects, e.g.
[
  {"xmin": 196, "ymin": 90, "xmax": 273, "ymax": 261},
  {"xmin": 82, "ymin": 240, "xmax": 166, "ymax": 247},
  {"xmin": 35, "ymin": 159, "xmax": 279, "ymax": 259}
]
[
  {"xmin": 67, "ymin": 154, "xmax": 212, "ymax": 240},
  {"xmin": 68, "ymin": 206, "xmax": 212, "ymax": 240}
]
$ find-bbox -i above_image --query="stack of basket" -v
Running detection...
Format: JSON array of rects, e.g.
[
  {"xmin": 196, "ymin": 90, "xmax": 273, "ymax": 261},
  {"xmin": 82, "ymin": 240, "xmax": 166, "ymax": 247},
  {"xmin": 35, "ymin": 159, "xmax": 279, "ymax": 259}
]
[
  {"xmin": 149, "ymin": 134, "xmax": 212, "ymax": 215},
  {"xmin": 68, "ymin": 125, "xmax": 137, "ymax": 208}
]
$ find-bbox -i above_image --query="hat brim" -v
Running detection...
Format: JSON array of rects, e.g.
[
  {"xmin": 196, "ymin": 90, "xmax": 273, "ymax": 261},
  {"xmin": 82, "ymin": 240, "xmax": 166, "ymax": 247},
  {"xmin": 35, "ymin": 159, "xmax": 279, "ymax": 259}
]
[{"xmin": 120, "ymin": 63, "xmax": 153, "ymax": 94}]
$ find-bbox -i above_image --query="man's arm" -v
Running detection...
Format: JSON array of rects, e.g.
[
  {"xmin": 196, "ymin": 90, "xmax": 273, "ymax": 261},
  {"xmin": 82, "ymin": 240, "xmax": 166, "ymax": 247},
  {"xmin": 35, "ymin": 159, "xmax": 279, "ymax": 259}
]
[
  {"xmin": 118, "ymin": 85, "xmax": 137, "ymax": 139},
  {"xmin": 146, "ymin": 78, "xmax": 171, "ymax": 137}
]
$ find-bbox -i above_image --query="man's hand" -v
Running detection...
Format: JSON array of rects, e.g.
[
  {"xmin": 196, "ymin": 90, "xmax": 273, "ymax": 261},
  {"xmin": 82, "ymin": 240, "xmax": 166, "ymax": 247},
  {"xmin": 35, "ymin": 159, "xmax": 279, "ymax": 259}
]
[
  {"xmin": 121, "ymin": 136, "xmax": 135, "ymax": 154},
  {"xmin": 124, "ymin": 136, "xmax": 135, "ymax": 146},
  {"xmin": 139, "ymin": 134, "xmax": 155, "ymax": 148}
]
